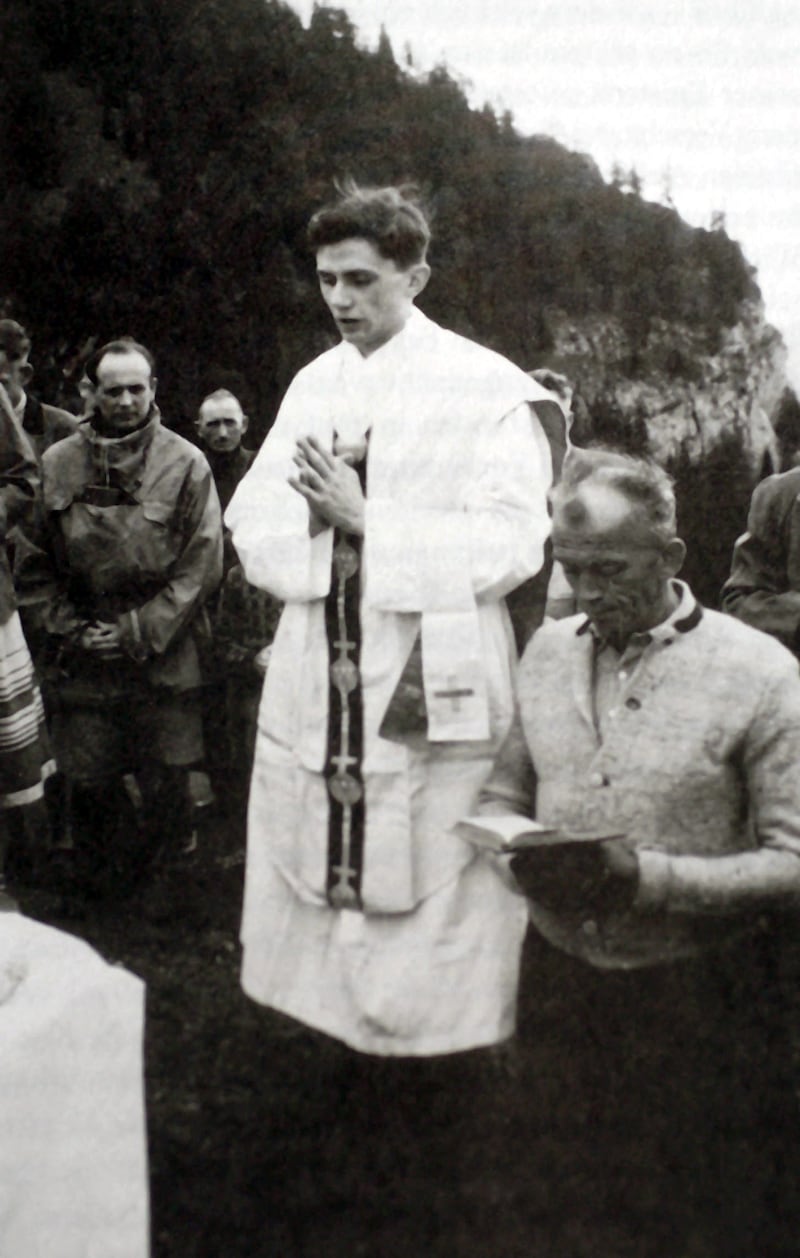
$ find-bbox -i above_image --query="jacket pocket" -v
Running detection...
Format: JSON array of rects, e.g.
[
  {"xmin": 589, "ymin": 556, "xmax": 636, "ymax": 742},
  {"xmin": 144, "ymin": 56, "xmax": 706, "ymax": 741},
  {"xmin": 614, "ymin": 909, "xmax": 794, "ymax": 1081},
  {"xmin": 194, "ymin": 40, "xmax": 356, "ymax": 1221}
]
[{"xmin": 141, "ymin": 500, "xmax": 174, "ymax": 526}]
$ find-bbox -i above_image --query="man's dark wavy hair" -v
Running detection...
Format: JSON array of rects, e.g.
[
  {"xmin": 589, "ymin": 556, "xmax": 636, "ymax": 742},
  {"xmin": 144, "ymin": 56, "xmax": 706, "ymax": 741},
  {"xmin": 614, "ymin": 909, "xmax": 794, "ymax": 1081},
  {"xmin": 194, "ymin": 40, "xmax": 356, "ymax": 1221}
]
[{"xmin": 308, "ymin": 182, "xmax": 431, "ymax": 268}]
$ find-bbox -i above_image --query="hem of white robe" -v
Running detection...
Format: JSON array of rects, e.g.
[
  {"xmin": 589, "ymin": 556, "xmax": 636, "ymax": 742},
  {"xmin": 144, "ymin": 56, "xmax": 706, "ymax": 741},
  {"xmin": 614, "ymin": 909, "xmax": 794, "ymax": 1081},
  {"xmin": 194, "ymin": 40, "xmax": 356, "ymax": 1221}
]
[{"xmin": 240, "ymin": 857, "xmax": 528, "ymax": 1057}]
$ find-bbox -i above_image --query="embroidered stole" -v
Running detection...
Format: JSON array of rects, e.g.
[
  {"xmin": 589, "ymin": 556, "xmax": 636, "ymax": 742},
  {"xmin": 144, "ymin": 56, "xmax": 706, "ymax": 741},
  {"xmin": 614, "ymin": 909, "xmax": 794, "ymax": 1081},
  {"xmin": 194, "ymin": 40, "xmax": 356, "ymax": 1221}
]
[{"xmin": 324, "ymin": 445, "xmax": 368, "ymax": 910}]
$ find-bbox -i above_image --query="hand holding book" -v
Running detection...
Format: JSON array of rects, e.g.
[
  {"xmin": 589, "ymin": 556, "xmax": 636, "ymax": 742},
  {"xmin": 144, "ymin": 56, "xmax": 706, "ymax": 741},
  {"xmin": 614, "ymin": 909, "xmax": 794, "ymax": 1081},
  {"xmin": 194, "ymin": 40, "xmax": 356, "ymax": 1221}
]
[
  {"xmin": 454, "ymin": 814, "xmax": 625, "ymax": 854},
  {"xmin": 511, "ymin": 834, "xmax": 638, "ymax": 915},
  {"xmin": 456, "ymin": 813, "xmax": 637, "ymax": 914}
]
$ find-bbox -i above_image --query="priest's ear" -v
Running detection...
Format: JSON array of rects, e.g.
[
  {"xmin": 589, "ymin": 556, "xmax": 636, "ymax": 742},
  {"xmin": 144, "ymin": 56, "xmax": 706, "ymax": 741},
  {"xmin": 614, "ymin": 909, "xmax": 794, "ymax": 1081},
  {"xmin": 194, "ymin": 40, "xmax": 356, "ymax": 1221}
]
[{"xmin": 407, "ymin": 262, "xmax": 431, "ymax": 299}]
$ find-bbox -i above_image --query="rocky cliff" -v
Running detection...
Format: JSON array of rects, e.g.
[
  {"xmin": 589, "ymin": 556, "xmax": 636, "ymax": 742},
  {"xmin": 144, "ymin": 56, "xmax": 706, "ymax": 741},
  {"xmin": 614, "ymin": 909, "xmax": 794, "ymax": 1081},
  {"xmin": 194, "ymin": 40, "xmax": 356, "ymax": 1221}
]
[{"xmin": 534, "ymin": 297, "xmax": 787, "ymax": 474}]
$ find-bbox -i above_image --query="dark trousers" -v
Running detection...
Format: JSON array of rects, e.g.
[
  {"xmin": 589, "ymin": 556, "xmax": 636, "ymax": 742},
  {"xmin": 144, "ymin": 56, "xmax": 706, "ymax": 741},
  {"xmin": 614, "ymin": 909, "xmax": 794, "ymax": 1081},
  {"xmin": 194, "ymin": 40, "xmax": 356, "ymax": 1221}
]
[
  {"xmin": 66, "ymin": 762, "xmax": 191, "ymax": 896},
  {"xmin": 516, "ymin": 924, "xmax": 800, "ymax": 1257},
  {"xmin": 45, "ymin": 676, "xmax": 201, "ymax": 894}
]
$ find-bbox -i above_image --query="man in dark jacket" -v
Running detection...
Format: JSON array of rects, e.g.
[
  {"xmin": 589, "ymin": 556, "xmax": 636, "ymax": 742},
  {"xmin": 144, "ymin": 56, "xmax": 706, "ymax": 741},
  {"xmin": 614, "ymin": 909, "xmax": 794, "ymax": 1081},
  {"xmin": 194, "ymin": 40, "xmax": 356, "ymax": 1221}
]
[
  {"xmin": 194, "ymin": 389, "xmax": 255, "ymax": 518},
  {"xmin": 17, "ymin": 338, "xmax": 223, "ymax": 893},
  {"xmin": 721, "ymin": 466, "xmax": 800, "ymax": 651},
  {"xmin": 194, "ymin": 387, "xmax": 278, "ymax": 807}
]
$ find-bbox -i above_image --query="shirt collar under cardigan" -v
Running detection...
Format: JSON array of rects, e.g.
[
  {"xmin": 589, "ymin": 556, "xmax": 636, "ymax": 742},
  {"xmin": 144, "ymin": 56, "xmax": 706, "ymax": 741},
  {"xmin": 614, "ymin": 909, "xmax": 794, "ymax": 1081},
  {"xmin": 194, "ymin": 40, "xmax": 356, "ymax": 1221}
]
[{"xmin": 576, "ymin": 579, "xmax": 703, "ymax": 649}]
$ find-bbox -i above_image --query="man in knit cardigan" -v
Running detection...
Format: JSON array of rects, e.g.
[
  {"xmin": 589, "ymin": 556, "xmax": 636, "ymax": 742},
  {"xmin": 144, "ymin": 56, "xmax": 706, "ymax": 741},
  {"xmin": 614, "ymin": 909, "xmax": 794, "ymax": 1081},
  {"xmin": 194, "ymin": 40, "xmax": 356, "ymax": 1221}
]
[{"xmin": 481, "ymin": 449, "xmax": 800, "ymax": 1256}]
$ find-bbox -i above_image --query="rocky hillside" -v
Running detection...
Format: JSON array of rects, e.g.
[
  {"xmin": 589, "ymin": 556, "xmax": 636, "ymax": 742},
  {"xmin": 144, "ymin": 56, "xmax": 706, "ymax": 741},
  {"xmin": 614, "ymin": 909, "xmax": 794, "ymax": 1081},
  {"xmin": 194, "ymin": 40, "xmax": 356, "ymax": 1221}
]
[
  {"xmin": 534, "ymin": 297, "xmax": 787, "ymax": 477},
  {"xmin": 526, "ymin": 294, "xmax": 791, "ymax": 606},
  {"xmin": 1, "ymin": 1, "xmax": 788, "ymax": 604},
  {"xmin": 1, "ymin": 0, "xmax": 761, "ymax": 435}
]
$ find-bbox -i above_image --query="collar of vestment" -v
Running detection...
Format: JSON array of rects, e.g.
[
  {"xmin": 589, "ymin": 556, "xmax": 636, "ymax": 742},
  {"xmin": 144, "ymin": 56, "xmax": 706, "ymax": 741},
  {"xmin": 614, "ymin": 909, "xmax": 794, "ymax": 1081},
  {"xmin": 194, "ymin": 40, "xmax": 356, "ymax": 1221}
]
[
  {"xmin": 576, "ymin": 579, "xmax": 703, "ymax": 648},
  {"xmin": 14, "ymin": 391, "xmax": 27, "ymax": 424},
  {"xmin": 333, "ymin": 307, "xmax": 429, "ymax": 445},
  {"xmin": 332, "ymin": 305, "xmax": 551, "ymax": 449},
  {"xmin": 338, "ymin": 304, "xmax": 425, "ymax": 368}
]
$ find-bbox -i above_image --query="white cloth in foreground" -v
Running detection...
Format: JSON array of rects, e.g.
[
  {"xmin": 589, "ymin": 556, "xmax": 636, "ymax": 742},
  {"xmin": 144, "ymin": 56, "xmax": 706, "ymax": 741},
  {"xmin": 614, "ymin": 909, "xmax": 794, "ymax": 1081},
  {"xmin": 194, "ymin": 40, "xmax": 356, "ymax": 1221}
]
[
  {"xmin": 0, "ymin": 913, "xmax": 148, "ymax": 1258},
  {"xmin": 226, "ymin": 307, "xmax": 552, "ymax": 1055}
]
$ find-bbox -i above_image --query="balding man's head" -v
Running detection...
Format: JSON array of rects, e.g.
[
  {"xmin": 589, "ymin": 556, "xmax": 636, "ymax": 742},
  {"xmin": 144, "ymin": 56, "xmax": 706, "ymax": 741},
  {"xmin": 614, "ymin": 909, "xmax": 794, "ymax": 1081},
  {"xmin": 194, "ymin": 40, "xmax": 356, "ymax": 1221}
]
[
  {"xmin": 195, "ymin": 389, "xmax": 248, "ymax": 453},
  {"xmin": 87, "ymin": 339, "xmax": 157, "ymax": 434},
  {"xmin": 551, "ymin": 449, "xmax": 685, "ymax": 647}
]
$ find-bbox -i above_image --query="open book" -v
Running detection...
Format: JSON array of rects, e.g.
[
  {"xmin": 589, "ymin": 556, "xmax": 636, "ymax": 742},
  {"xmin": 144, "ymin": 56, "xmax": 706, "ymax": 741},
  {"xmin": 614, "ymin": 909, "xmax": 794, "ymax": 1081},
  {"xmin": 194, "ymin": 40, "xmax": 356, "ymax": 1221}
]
[{"xmin": 454, "ymin": 814, "xmax": 625, "ymax": 854}]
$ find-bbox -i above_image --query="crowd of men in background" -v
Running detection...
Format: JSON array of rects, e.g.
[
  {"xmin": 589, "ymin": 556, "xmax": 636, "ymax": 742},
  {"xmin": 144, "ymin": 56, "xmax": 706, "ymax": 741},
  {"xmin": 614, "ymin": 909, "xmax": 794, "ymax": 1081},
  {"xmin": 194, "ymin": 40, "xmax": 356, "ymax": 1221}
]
[{"xmin": 0, "ymin": 317, "xmax": 278, "ymax": 899}]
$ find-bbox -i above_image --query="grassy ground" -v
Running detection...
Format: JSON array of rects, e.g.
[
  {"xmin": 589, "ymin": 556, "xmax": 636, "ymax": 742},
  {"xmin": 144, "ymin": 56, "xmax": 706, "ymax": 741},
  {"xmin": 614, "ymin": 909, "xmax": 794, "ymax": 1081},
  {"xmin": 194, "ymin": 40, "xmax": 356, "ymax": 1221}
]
[
  {"xmin": 10, "ymin": 806, "xmax": 586, "ymax": 1258},
  {"xmin": 13, "ymin": 806, "xmax": 800, "ymax": 1258}
]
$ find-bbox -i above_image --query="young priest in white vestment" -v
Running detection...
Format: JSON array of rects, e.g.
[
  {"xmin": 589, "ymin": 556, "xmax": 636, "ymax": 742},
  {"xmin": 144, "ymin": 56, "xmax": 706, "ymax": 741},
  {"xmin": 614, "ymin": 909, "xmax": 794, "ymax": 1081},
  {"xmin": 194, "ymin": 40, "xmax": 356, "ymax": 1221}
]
[{"xmin": 225, "ymin": 183, "xmax": 554, "ymax": 1056}]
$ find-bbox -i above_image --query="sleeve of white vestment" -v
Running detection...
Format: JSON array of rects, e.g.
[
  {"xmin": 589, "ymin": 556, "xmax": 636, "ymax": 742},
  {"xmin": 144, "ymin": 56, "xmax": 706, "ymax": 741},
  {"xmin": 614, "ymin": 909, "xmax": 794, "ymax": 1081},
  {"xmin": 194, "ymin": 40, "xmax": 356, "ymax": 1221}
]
[
  {"xmin": 224, "ymin": 379, "xmax": 334, "ymax": 602},
  {"xmin": 365, "ymin": 400, "xmax": 552, "ymax": 613}
]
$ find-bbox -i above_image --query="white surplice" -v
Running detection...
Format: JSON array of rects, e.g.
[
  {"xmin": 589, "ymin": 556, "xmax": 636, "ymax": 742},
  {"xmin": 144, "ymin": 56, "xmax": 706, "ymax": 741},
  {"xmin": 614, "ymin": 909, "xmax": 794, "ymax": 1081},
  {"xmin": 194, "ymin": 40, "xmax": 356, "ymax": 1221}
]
[
  {"xmin": 0, "ymin": 914, "xmax": 148, "ymax": 1258},
  {"xmin": 226, "ymin": 307, "xmax": 552, "ymax": 1054}
]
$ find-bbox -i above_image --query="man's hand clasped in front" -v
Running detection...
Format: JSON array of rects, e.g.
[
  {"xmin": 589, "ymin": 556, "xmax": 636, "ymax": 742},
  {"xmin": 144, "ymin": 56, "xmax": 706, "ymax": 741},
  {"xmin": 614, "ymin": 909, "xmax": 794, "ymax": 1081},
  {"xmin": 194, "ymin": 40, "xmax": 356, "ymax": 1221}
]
[
  {"xmin": 79, "ymin": 620, "xmax": 123, "ymax": 657},
  {"xmin": 510, "ymin": 839, "xmax": 639, "ymax": 916},
  {"xmin": 289, "ymin": 435, "xmax": 365, "ymax": 537}
]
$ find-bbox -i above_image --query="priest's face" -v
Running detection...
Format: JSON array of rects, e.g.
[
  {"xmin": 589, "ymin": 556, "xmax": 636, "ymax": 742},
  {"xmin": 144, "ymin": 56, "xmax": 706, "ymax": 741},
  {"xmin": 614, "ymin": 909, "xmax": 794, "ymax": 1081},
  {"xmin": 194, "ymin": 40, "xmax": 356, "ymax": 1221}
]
[{"xmin": 316, "ymin": 238, "xmax": 429, "ymax": 357}]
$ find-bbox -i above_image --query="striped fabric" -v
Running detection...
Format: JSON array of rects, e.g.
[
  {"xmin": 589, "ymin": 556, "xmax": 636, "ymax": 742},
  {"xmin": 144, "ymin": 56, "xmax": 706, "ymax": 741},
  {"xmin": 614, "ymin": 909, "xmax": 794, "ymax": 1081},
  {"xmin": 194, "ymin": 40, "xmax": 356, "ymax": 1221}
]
[{"xmin": 0, "ymin": 611, "xmax": 55, "ymax": 809}]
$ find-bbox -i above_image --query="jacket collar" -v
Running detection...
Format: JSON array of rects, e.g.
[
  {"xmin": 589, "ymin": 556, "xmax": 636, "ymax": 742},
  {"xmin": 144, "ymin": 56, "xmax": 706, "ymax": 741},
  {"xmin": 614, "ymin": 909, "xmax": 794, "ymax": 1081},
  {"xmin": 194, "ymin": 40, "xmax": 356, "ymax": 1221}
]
[{"xmin": 82, "ymin": 406, "xmax": 161, "ymax": 494}]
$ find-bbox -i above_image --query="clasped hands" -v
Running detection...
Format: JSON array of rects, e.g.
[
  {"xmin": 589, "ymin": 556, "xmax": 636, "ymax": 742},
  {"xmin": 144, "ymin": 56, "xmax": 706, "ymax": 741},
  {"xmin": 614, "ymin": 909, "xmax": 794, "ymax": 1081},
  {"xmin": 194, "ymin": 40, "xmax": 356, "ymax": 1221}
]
[
  {"xmin": 288, "ymin": 436, "xmax": 365, "ymax": 537},
  {"xmin": 79, "ymin": 621, "xmax": 123, "ymax": 657},
  {"xmin": 509, "ymin": 838, "xmax": 639, "ymax": 915}
]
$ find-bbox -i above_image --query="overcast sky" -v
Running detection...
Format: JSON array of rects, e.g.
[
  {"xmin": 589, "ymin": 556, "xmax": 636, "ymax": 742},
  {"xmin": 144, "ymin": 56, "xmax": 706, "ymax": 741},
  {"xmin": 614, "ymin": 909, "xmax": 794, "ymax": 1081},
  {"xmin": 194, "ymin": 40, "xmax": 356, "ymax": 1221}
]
[{"xmin": 291, "ymin": 0, "xmax": 800, "ymax": 385}]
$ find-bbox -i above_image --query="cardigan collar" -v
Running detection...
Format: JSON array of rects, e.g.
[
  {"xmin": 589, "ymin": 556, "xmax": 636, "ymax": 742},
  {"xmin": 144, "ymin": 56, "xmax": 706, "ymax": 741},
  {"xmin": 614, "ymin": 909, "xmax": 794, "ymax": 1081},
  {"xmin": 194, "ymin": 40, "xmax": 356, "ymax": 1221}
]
[{"xmin": 575, "ymin": 579, "xmax": 703, "ymax": 646}]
